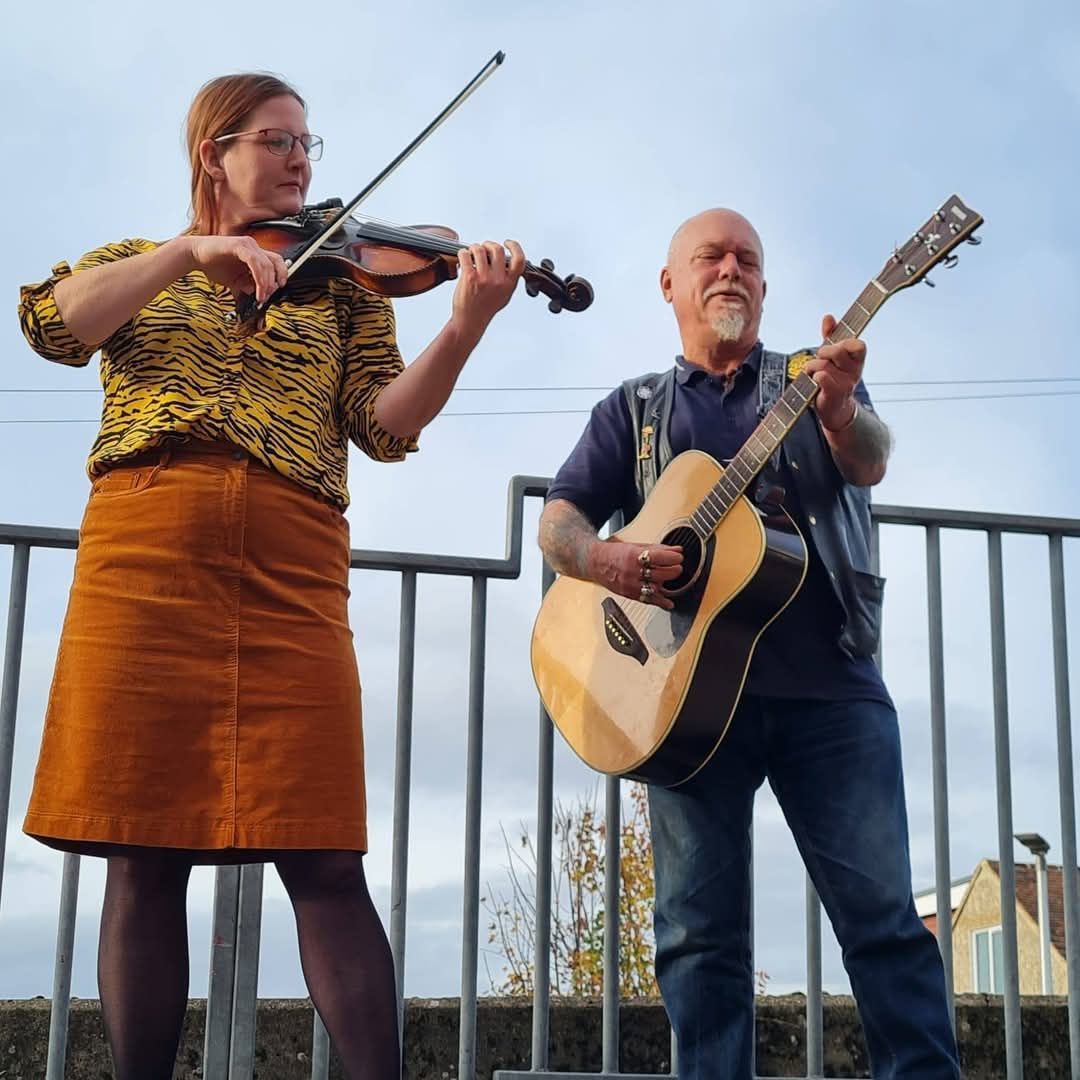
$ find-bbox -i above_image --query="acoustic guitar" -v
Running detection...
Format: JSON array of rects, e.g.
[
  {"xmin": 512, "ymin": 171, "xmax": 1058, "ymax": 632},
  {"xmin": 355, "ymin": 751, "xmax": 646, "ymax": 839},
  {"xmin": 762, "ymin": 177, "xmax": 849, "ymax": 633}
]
[{"xmin": 531, "ymin": 195, "xmax": 983, "ymax": 787}]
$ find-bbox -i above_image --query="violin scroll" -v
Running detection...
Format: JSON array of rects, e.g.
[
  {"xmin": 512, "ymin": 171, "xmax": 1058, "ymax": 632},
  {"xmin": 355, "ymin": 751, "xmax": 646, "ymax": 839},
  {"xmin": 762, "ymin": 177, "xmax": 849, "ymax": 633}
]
[{"xmin": 523, "ymin": 257, "xmax": 594, "ymax": 314}]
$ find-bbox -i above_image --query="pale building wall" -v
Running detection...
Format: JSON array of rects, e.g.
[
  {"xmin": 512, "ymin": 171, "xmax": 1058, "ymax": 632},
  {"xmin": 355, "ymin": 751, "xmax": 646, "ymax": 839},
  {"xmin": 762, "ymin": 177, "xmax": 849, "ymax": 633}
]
[{"xmin": 952, "ymin": 861, "xmax": 1068, "ymax": 995}]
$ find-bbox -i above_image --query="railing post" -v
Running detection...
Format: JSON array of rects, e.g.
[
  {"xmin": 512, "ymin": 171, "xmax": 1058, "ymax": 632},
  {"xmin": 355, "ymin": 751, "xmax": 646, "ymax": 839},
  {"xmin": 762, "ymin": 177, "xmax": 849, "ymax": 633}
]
[
  {"xmin": 458, "ymin": 576, "xmax": 488, "ymax": 1080},
  {"xmin": 531, "ymin": 562, "xmax": 556, "ymax": 1069},
  {"xmin": 390, "ymin": 570, "xmax": 418, "ymax": 1051},
  {"xmin": 988, "ymin": 530, "xmax": 1023, "ymax": 1078},
  {"xmin": 0, "ymin": 542, "xmax": 30, "ymax": 914},
  {"xmin": 926, "ymin": 525, "xmax": 955, "ymax": 1026}
]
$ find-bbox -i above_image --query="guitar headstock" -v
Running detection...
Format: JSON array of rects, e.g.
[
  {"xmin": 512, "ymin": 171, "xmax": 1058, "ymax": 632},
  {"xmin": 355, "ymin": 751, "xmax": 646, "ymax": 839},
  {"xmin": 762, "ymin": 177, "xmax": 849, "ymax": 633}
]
[{"xmin": 874, "ymin": 194, "xmax": 984, "ymax": 295}]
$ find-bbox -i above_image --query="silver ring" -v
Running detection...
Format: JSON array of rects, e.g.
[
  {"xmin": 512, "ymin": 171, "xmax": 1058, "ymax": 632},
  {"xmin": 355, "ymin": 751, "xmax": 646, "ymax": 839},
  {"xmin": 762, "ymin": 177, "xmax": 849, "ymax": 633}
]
[{"xmin": 639, "ymin": 582, "xmax": 655, "ymax": 603}]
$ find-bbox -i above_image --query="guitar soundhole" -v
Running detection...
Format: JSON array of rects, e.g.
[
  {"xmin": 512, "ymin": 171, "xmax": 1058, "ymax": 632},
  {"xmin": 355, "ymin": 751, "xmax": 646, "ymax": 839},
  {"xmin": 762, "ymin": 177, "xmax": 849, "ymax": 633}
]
[{"xmin": 661, "ymin": 525, "xmax": 704, "ymax": 595}]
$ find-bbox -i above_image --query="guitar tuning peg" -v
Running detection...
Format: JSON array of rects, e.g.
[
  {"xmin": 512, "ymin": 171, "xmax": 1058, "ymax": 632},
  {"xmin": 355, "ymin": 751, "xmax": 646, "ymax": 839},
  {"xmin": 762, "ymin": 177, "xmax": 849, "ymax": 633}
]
[
  {"xmin": 923, "ymin": 276, "xmax": 936, "ymax": 288},
  {"xmin": 943, "ymin": 254, "xmax": 959, "ymax": 269},
  {"xmin": 966, "ymin": 235, "xmax": 982, "ymax": 246}
]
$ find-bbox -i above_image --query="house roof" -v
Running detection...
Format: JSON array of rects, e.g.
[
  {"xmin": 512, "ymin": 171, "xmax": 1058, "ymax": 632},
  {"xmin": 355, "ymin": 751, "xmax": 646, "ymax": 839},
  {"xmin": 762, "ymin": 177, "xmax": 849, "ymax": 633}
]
[
  {"xmin": 988, "ymin": 861, "xmax": 1069, "ymax": 956},
  {"xmin": 914, "ymin": 878, "xmax": 971, "ymax": 918}
]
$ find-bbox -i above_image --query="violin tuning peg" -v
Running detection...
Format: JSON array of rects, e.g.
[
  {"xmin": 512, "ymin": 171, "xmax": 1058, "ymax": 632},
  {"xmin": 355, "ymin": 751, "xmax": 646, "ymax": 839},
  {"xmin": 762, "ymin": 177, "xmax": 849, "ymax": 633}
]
[
  {"xmin": 524, "ymin": 280, "xmax": 540, "ymax": 298},
  {"xmin": 923, "ymin": 276, "xmax": 936, "ymax": 288},
  {"xmin": 548, "ymin": 298, "xmax": 563, "ymax": 314},
  {"xmin": 540, "ymin": 258, "xmax": 555, "ymax": 272}
]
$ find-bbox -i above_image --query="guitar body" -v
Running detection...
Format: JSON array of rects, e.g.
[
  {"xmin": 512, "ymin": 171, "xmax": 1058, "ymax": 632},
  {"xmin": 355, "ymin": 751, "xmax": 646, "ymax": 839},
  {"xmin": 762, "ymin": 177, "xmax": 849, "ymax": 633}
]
[{"xmin": 531, "ymin": 450, "xmax": 808, "ymax": 787}]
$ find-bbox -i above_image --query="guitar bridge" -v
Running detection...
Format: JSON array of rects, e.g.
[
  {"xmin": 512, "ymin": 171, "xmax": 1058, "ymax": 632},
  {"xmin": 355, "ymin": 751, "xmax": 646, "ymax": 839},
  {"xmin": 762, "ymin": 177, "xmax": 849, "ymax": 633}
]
[{"xmin": 601, "ymin": 597, "xmax": 648, "ymax": 666}]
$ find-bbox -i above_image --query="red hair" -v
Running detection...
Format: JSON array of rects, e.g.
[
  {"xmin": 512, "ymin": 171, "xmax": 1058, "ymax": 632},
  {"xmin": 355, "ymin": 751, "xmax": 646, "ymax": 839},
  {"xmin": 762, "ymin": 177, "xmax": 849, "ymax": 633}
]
[{"xmin": 185, "ymin": 73, "xmax": 305, "ymax": 235}]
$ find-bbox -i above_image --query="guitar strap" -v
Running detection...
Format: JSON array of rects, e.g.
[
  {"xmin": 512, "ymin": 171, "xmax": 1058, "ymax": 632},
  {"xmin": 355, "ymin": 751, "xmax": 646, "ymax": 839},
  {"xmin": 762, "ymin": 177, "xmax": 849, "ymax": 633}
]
[{"xmin": 622, "ymin": 347, "xmax": 800, "ymax": 512}]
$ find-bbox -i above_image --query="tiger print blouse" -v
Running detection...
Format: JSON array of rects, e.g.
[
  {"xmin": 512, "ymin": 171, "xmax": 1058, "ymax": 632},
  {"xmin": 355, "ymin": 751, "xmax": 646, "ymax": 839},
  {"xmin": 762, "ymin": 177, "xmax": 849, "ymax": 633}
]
[{"xmin": 17, "ymin": 238, "xmax": 419, "ymax": 509}]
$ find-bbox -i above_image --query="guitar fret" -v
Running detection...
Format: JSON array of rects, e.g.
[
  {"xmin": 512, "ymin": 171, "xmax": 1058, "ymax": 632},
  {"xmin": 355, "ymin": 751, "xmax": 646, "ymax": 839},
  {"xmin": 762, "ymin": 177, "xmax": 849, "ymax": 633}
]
[
  {"xmin": 747, "ymin": 434, "xmax": 769, "ymax": 460},
  {"xmin": 775, "ymin": 398, "xmax": 798, "ymax": 422},
  {"xmin": 728, "ymin": 457, "xmax": 753, "ymax": 484}
]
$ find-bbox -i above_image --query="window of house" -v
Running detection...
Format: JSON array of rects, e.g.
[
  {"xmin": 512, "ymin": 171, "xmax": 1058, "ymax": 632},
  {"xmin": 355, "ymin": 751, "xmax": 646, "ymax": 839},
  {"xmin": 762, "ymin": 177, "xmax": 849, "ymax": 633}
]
[{"xmin": 973, "ymin": 926, "xmax": 1004, "ymax": 992}]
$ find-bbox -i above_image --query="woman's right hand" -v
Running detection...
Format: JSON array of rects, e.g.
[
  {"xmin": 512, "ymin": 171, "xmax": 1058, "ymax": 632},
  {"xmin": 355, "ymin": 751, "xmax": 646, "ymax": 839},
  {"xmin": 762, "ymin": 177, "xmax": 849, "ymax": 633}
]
[{"xmin": 186, "ymin": 235, "xmax": 290, "ymax": 306}]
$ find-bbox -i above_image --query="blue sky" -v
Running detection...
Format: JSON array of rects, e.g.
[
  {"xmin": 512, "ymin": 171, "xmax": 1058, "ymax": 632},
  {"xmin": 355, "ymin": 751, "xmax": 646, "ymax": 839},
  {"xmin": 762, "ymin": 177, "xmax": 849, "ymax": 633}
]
[{"xmin": 2, "ymin": 0, "xmax": 1079, "ymax": 1004}]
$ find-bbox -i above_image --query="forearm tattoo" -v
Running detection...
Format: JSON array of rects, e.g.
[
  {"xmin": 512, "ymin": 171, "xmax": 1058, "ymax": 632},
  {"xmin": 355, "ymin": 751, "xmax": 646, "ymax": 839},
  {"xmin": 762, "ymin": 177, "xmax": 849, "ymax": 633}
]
[{"xmin": 538, "ymin": 500, "xmax": 599, "ymax": 580}]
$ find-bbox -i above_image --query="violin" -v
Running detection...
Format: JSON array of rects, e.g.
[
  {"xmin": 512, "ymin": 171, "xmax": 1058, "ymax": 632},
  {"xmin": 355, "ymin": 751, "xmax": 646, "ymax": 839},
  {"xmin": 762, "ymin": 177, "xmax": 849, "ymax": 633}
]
[
  {"xmin": 237, "ymin": 51, "xmax": 594, "ymax": 322},
  {"xmin": 244, "ymin": 199, "xmax": 594, "ymax": 315}
]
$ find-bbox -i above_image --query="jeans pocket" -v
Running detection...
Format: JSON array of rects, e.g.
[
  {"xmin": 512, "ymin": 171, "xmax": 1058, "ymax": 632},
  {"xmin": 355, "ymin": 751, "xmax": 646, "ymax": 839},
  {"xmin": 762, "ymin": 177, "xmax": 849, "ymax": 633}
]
[{"xmin": 90, "ymin": 460, "xmax": 166, "ymax": 499}]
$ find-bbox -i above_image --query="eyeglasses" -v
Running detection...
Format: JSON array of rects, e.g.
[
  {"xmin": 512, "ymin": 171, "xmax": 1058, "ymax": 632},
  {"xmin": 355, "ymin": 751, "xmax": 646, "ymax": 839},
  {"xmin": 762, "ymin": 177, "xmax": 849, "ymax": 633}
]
[{"xmin": 214, "ymin": 128, "xmax": 324, "ymax": 161}]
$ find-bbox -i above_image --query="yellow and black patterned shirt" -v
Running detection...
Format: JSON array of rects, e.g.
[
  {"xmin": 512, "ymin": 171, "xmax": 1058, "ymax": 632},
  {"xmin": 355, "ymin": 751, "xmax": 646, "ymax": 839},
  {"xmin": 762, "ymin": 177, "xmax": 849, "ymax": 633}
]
[{"xmin": 17, "ymin": 238, "xmax": 418, "ymax": 509}]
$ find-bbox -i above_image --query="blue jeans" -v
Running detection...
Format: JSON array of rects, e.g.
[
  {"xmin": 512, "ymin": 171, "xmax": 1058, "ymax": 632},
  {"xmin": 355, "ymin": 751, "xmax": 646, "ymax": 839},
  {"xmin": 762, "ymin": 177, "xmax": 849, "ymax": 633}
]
[{"xmin": 648, "ymin": 696, "xmax": 959, "ymax": 1079}]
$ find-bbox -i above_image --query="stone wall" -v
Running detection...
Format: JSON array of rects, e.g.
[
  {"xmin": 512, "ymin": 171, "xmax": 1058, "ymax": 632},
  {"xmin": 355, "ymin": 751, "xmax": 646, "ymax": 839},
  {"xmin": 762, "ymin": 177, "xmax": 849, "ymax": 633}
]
[{"xmin": 0, "ymin": 994, "xmax": 1070, "ymax": 1078}]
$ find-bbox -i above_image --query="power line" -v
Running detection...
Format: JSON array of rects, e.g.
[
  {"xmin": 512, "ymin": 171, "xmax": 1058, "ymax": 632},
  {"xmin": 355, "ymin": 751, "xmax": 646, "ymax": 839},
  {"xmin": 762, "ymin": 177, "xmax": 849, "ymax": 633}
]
[
  {"xmin": 2, "ymin": 376, "xmax": 1080, "ymax": 395},
  {"xmin": 2, "ymin": 389, "xmax": 1080, "ymax": 424}
]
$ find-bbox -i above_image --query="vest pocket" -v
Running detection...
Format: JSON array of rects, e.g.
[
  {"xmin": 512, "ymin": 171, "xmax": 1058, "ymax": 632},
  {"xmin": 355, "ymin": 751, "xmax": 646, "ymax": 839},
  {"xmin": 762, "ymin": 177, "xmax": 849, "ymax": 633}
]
[{"xmin": 844, "ymin": 569, "xmax": 886, "ymax": 657}]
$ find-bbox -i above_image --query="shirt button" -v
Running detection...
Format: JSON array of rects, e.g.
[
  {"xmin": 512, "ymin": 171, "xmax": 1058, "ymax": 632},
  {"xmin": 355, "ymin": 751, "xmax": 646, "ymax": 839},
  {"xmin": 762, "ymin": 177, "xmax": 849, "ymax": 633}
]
[{"xmin": 809, "ymin": 515, "xmax": 817, "ymax": 525}]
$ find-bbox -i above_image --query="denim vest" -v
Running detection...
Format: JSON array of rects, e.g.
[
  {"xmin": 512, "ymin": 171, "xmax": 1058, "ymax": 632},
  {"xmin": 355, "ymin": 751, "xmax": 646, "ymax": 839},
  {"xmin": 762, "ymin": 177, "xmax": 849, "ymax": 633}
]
[{"xmin": 620, "ymin": 351, "xmax": 885, "ymax": 659}]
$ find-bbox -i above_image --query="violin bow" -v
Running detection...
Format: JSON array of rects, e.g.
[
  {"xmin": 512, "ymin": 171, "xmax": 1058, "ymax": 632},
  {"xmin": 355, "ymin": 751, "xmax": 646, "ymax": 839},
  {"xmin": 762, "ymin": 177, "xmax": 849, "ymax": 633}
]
[{"xmin": 240, "ymin": 50, "xmax": 506, "ymax": 319}]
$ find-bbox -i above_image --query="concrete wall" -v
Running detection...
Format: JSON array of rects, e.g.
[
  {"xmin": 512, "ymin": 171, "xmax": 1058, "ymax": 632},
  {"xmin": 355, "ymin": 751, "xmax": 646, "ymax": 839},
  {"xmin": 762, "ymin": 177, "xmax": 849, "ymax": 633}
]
[{"xmin": 0, "ymin": 994, "xmax": 1072, "ymax": 1078}]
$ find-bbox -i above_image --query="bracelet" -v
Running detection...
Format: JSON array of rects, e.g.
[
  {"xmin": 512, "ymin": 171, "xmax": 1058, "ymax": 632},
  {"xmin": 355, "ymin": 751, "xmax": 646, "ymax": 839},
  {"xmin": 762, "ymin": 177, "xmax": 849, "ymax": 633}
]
[{"xmin": 821, "ymin": 400, "xmax": 859, "ymax": 434}]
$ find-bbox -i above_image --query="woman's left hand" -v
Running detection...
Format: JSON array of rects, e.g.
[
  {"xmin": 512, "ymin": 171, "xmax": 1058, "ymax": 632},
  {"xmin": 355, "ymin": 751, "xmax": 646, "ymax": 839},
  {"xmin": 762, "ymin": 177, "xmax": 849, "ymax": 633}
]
[{"xmin": 451, "ymin": 240, "xmax": 526, "ymax": 335}]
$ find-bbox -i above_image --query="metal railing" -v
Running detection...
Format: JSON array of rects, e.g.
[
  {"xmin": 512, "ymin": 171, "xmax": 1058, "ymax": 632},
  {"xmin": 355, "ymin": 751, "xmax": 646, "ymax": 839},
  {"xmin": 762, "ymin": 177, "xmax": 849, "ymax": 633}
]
[{"xmin": 1, "ymin": 484, "xmax": 1078, "ymax": 1080}]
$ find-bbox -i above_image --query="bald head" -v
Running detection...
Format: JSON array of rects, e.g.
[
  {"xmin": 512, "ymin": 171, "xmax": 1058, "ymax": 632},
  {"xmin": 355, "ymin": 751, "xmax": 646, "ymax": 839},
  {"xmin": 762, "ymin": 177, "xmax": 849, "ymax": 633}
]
[{"xmin": 667, "ymin": 209, "xmax": 764, "ymax": 268}]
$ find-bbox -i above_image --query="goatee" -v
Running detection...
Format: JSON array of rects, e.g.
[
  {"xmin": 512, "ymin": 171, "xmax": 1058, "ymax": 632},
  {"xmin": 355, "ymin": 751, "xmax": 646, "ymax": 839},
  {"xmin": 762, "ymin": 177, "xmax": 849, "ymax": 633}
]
[{"xmin": 711, "ymin": 311, "xmax": 747, "ymax": 343}]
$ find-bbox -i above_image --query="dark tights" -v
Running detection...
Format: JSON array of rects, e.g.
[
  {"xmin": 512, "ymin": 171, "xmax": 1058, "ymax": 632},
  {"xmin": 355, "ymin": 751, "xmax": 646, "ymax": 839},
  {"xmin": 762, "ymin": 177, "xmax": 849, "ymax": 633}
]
[{"xmin": 98, "ymin": 850, "xmax": 399, "ymax": 1080}]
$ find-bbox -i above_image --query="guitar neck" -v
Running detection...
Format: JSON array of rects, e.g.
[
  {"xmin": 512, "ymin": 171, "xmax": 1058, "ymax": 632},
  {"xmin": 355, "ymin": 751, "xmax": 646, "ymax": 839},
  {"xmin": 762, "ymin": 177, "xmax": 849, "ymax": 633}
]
[{"xmin": 687, "ymin": 279, "xmax": 888, "ymax": 538}]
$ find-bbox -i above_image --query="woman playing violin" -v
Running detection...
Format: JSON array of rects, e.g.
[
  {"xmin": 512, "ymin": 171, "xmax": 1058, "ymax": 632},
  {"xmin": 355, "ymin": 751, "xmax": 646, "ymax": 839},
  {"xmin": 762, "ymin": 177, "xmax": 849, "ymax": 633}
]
[{"xmin": 17, "ymin": 72, "xmax": 523, "ymax": 1080}]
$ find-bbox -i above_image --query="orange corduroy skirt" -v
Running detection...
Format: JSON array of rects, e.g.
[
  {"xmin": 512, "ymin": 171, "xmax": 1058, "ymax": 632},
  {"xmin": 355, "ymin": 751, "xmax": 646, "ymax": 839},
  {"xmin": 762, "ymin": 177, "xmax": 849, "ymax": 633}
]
[{"xmin": 23, "ymin": 440, "xmax": 368, "ymax": 855}]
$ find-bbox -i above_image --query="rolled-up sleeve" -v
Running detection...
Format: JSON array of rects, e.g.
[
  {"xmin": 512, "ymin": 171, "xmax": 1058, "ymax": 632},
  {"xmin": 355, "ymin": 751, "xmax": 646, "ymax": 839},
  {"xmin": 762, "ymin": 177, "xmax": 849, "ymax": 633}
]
[
  {"xmin": 17, "ymin": 241, "xmax": 141, "ymax": 367},
  {"xmin": 339, "ymin": 289, "xmax": 419, "ymax": 462},
  {"xmin": 546, "ymin": 389, "xmax": 637, "ymax": 529}
]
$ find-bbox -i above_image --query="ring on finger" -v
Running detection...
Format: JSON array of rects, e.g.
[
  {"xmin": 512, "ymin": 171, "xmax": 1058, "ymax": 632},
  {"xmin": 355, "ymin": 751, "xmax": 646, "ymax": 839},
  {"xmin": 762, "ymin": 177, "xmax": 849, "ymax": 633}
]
[
  {"xmin": 640, "ymin": 565, "xmax": 652, "ymax": 582},
  {"xmin": 638, "ymin": 548, "xmax": 651, "ymax": 569},
  {"xmin": 639, "ymin": 582, "xmax": 654, "ymax": 603}
]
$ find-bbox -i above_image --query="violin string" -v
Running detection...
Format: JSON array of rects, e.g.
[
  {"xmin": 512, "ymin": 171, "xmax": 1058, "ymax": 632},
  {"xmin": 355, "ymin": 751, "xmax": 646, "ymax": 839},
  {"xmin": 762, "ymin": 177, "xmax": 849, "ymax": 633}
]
[
  {"xmin": 336, "ymin": 214, "xmax": 467, "ymax": 258},
  {"xmin": 321, "ymin": 211, "xmax": 537, "ymax": 268}
]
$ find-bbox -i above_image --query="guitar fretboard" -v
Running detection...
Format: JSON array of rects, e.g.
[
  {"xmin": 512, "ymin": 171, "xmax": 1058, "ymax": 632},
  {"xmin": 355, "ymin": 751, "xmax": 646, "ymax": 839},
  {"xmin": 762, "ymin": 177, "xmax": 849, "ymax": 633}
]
[{"xmin": 688, "ymin": 281, "xmax": 887, "ymax": 537}]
